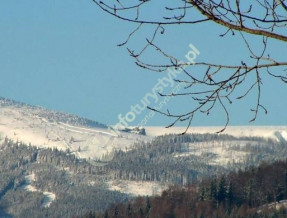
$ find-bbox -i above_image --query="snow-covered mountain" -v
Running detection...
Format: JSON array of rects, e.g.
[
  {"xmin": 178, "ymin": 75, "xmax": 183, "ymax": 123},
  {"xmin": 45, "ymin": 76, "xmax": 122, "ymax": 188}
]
[
  {"xmin": 0, "ymin": 96, "xmax": 287, "ymax": 162},
  {"xmin": 145, "ymin": 126, "xmax": 287, "ymax": 143},
  {"xmin": 1, "ymin": 96, "xmax": 287, "ymax": 202},
  {"xmin": 0, "ymin": 97, "xmax": 149, "ymax": 160}
]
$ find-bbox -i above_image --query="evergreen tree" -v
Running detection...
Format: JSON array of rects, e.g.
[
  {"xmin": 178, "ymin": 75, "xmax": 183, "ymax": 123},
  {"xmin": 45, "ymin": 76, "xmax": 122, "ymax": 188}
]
[
  {"xmin": 217, "ymin": 176, "xmax": 226, "ymax": 203},
  {"xmin": 226, "ymin": 181, "xmax": 234, "ymax": 213}
]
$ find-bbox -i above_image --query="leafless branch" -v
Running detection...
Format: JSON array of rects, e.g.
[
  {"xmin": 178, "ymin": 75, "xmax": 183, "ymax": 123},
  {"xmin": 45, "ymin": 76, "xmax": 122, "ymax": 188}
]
[{"xmin": 94, "ymin": 0, "xmax": 287, "ymax": 133}]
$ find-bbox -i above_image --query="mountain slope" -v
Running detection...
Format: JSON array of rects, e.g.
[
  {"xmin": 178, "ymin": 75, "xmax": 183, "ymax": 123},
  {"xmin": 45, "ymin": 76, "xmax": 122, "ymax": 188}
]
[
  {"xmin": 1, "ymin": 96, "xmax": 287, "ymax": 162},
  {"xmin": 0, "ymin": 97, "xmax": 149, "ymax": 160},
  {"xmin": 145, "ymin": 126, "xmax": 287, "ymax": 142},
  {"xmin": 93, "ymin": 160, "xmax": 287, "ymax": 218}
]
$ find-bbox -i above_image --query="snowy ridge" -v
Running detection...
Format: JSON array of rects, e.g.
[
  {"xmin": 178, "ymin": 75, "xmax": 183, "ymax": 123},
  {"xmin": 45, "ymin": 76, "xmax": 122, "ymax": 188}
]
[
  {"xmin": 0, "ymin": 97, "xmax": 107, "ymax": 129},
  {"xmin": 0, "ymin": 97, "xmax": 286, "ymax": 162},
  {"xmin": 145, "ymin": 126, "xmax": 287, "ymax": 142},
  {"xmin": 0, "ymin": 99, "xmax": 150, "ymax": 160}
]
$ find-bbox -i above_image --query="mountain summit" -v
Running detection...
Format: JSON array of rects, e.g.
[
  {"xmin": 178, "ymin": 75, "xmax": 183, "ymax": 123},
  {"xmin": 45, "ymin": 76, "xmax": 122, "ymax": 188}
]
[{"xmin": 0, "ymin": 97, "xmax": 148, "ymax": 160}]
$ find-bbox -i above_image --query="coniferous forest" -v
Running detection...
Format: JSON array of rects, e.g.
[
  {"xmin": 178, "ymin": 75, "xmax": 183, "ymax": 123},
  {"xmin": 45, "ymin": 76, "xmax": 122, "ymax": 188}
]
[
  {"xmin": 0, "ymin": 133, "xmax": 287, "ymax": 217},
  {"xmin": 86, "ymin": 160, "xmax": 287, "ymax": 218}
]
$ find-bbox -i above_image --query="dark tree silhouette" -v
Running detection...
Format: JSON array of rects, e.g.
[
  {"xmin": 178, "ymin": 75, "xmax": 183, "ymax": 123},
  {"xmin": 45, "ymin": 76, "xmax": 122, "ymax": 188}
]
[
  {"xmin": 90, "ymin": 160, "xmax": 287, "ymax": 218},
  {"xmin": 93, "ymin": 0, "xmax": 287, "ymax": 132}
]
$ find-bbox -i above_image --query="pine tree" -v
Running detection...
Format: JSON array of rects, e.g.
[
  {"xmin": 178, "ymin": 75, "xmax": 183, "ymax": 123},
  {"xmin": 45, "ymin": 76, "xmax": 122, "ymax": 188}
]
[
  {"xmin": 146, "ymin": 197, "xmax": 151, "ymax": 214},
  {"xmin": 104, "ymin": 210, "xmax": 108, "ymax": 218},
  {"xmin": 127, "ymin": 203, "xmax": 132, "ymax": 217},
  {"xmin": 199, "ymin": 187, "xmax": 206, "ymax": 201},
  {"xmin": 209, "ymin": 178, "xmax": 218, "ymax": 207},
  {"xmin": 284, "ymin": 171, "xmax": 287, "ymax": 198},
  {"xmin": 226, "ymin": 181, "xmax": 234, "ymax": 213},
  {"xmin": 217, "ymin": 176, "xmax": 226, "ymax": 203},
  {"xmin": 114, "ymin": 206, "xmax": 119, "ymax": 217}
]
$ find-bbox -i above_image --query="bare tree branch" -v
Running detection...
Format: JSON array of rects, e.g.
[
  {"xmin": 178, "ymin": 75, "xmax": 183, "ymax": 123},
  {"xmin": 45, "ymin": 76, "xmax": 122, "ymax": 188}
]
[{"xmin": 94, "ymin": 0, "xmax": 287, "ymax": 133}]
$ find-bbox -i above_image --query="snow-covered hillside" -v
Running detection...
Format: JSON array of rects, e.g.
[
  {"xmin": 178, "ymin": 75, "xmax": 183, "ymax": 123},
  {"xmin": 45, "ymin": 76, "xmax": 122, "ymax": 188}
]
[
  {"xmin": 0, "ymin": 97, "xmax": 149, "ymax": 160},
  {"xmin": 145, "ymin": 126, "xmax": 287, "ymax": 142},
  {"xmin": 0, "ymin": 97, "xmax": 287, "ymax": 162},
  {"xmin": 20, "ymin": 173, "xmax": 56, "ymax": 208},
  {"xmin": 106, "ymin": 180, "xmax": 167, "ymax": 196}
]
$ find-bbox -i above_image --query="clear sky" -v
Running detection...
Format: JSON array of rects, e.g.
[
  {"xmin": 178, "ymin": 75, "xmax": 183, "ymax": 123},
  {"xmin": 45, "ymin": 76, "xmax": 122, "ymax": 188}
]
[{"xmin": 0, "ymin": 0, "xmax": 286, "ymax": 127}]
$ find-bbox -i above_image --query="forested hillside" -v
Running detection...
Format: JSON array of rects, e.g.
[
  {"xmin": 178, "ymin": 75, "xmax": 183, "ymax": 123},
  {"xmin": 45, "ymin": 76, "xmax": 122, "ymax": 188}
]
[
  {"xmin": 106, "ymin": 133, "xmax": 286, "ymax": 185},
  {"xmin": 0, "ymin": 138, "xmax": 128, "ymax": 217},
  {"xmin": 0, "ymin": 132, "xmax": 286, "ymax": 217},
  {"xmin": 91, "ymin": 160, "xmax": 287, "ymax": 218}
]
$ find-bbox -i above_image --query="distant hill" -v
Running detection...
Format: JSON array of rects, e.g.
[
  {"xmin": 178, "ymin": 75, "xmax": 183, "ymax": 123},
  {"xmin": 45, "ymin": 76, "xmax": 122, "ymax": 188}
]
[
  {"xmin": 0, "ymin": 125, "xmax": 287, "ymax": 217},
  {"xmin": 0, "ymin": 97, "xmax": 149, "ymax": 160},
  {"xmin": 1, "ymin": 96, "xmax": 287, "ymax": 215},
  {"xmin": 0, "ymin": 96, "xmax": 107, "ymax": 128},
  {"xmin": 92, "ymin": 159, "xmax": 287, "ymax": 218}
]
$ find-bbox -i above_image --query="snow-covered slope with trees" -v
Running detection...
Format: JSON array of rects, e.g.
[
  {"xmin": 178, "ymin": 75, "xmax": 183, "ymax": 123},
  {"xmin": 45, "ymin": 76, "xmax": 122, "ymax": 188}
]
[
  {"xmin": 0, "ymin": 97, "xmax": 149, "ymax": 160},
  {"xmin": 0, "ymin": 96, "xmax": 287, "ymax": 162},
  {"xmin": 145, "ymin": 126, "xmax": 287, "ymax": 142}
]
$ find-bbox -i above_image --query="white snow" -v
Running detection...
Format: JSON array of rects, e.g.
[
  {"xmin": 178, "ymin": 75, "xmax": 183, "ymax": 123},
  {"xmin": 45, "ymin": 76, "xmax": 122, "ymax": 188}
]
[
  {"xmin": 42, "ymin": 192, "xmax": 56, "ymax": 208},
  {"xmin": 0, "ymin": 105, "xmax": 150, "ymax": 160},
  {"xmin": 173, "ymin": 140, "xmax": 257, "ymax": 166},
  {"xmin": 258, "ymin": 200, "xmax": 287, "ymax": 213},
  {"xmin": 106, "ymin": 180, "xmax": 167, "ymax": 196},
  {"xmin": 22, "ymin": 174, "xmax": 38, "ymax": 192},
  {"xmin": 20, "ymin": 173, "xmax": 56, "ymax": 208},
  {"xmin": 145, "ymin": 126, "xmax": 287, "ymax": 141},
  {"xmin": 0, "ymin": 101, "xmax": 286, "ymax": 163}
]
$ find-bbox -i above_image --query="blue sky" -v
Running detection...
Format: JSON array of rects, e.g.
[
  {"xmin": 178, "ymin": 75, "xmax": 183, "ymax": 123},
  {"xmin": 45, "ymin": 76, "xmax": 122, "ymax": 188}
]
[{"xmin": 0, "ymin": 0, "xmax": 286, "ymax": 127}]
